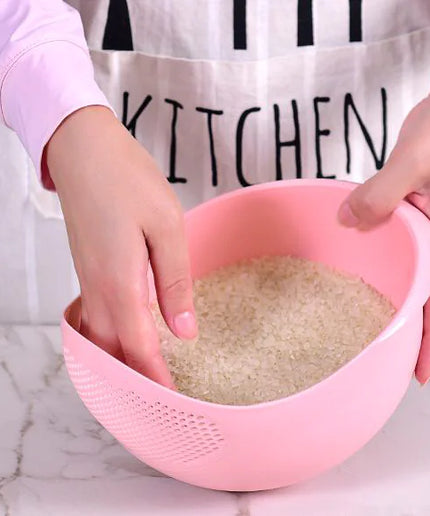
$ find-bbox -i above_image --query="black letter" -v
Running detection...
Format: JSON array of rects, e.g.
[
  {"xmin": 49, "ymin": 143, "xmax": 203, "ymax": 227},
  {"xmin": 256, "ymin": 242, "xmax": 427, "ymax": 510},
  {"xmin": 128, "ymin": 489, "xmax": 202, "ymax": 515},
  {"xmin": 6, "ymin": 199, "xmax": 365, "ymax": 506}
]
[
  {"xmin": 344, "ymin": 88, "xmax": 387, "ymax": 174},
  {"xmin": 349, "ymin": 0, "xmax": 363, "ymax": 42},
  {"xmin": 236, "ymin": 107, "xmax": 261, "ymax": 187},
  {"xmin": 165, "ymin": 98, "xmax": 187, "ymax": 184},
  {"xmin": 103, "ymin": 0, "xmax": 133, "ymax": 50},
  {"xmin": 196, "ymin": 107, "xmax": 224, "ymax": 187},
  {"xmin": 122, "ymin": 92, "xmax": 152, "ymax": 137},
  {"xmin": 297, "ymin": 0, "xmax": 314, "ymax": 47},
  {"xmin": 273, "ymin": 101, "xmax": 302, "ymax": 180},
  {"xmin": 233, "ymin": 0, "xmax": 247, "ymax": 50},
  {"xmin": 313, "ymin": 97, "xmax": 334, "ymax": 179}
]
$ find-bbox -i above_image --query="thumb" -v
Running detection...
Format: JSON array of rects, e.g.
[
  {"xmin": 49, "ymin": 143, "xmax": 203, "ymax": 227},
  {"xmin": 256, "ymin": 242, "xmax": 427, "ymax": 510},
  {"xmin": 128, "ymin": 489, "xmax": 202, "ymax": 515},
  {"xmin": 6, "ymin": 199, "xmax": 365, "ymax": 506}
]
[{"xmin": 338, "ymin": 154, "xmax": 417, "ymax": 230}]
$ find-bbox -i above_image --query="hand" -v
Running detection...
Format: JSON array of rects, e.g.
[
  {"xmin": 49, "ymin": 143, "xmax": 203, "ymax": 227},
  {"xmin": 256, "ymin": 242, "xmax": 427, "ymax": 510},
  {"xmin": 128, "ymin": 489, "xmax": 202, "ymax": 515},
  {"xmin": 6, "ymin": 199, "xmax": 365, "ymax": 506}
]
[
  {"xmin": 46, "ymin": 106, "xmax": 198, "ymax": 387},
  {"xmin": 338, "ymin": 97, "xmax": 430, "ymax": 385}
]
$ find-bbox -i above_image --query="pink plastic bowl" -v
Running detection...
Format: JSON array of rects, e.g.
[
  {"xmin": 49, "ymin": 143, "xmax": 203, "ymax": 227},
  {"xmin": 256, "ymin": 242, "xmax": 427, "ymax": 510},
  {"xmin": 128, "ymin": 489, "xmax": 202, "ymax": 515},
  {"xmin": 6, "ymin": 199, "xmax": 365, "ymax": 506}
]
[{"xmin": 62, "ymin": 179, "xmax": 430, "ymax": 491}]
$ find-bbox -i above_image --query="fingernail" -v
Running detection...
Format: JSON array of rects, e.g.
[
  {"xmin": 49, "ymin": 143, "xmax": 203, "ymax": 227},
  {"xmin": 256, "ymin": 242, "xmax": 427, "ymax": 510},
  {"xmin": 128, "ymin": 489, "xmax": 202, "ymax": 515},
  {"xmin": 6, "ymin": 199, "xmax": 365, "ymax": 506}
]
[
  {"xmin": 173, "ymin": 311, "xmax": 198, "ymax": 340},
  {"xmin": 338, "ymin": 202, "xmax": 360, "ymax": 228}
]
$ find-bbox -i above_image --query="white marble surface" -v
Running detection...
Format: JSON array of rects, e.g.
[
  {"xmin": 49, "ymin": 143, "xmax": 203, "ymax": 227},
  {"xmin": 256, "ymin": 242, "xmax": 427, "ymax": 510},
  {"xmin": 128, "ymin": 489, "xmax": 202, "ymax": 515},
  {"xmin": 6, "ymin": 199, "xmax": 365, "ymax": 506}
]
[{"xmin": 1, "ymin": 325, "xmax": 430, "ymax": 516}]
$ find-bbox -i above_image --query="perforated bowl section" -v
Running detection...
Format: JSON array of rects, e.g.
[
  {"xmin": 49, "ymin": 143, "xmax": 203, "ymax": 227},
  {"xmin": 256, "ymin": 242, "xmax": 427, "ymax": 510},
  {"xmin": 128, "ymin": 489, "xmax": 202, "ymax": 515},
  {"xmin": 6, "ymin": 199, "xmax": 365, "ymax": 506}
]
[{"xmin": 64, "ymin": 347, "xmax": 225, "ymax": 468}]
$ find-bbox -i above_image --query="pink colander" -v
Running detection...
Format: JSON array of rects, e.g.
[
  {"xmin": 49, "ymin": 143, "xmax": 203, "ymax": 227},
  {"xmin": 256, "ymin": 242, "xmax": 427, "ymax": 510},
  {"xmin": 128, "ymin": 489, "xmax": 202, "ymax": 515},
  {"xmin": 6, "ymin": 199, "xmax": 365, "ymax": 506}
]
[{"xmin": 62, "ymin": 179, "xmax": 430, "ymax": 491}]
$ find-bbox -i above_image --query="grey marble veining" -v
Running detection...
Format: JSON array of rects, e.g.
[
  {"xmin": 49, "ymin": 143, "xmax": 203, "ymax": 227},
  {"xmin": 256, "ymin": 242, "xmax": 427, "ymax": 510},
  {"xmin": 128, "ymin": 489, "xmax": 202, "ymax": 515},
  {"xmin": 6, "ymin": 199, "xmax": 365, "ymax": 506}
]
[{"xmin": 0, "ymin": 325, "xmax": 430, "ymax": 515}]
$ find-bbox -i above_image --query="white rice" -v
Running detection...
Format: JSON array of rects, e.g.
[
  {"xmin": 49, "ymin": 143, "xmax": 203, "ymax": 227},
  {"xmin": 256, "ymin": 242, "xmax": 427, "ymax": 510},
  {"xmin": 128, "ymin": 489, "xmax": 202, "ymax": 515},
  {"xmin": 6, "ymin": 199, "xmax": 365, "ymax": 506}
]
[{"xmin": 154, "ymin": 256, "xmax": 395, "ymax": 406}]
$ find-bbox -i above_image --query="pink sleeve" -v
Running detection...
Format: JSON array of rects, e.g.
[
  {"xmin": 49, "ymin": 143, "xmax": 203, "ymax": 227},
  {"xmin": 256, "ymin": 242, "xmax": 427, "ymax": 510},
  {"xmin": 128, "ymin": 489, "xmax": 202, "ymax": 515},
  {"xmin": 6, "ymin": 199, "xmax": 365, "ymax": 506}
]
[{"xmin": 0, "ymin": 0, "xmax": 113, "ymax": 188}]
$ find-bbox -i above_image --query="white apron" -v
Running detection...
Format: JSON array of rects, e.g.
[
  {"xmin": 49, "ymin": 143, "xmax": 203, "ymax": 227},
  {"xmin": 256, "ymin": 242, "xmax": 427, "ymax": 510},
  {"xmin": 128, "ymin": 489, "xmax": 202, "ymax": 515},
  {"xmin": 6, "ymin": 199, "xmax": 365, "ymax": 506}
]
[{"xmin": 2, "ymin": 0, "xmax": 430, "ymax": 322}]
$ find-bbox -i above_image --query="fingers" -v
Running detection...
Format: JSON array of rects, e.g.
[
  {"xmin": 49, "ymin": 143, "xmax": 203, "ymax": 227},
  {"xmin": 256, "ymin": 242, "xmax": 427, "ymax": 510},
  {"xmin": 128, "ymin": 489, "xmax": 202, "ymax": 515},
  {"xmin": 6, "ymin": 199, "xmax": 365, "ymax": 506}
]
[
  {"xmin": 338, "ymin": 98, "xmax": 430, "ymax": 229},
  {"xmin": 81, "ymin": 285, "xmax": 174, "ymax": 388},
  {"xmin": 108, "ymin": 274, "xmax": 175, "ymax": 389},
  {"xmin": 78, "ymin": 228, "xmax": 175, "ymax": 388},
  {"xmin": 97, "ymin": 228, "xmax": 175, "ymax": 388},
  {"xmin": 116, "ymin": 305, "xmax": 175, "ymax": 389},
  {"xmin": 338, "ymin": 154, "xmax": 419, "ymax": 229},
  {"xmin": 415, "ymin": 301, "xmax": 430, "ymax": 385},
  {"xmin": 146, "ymin": 205, "xmax": 198, "ymax": 341}
]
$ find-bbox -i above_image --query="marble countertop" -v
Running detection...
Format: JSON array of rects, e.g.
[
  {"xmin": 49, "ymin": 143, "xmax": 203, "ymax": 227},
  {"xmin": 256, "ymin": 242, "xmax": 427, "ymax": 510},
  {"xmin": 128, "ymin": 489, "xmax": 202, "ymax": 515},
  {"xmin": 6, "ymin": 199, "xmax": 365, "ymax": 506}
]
[{"xmin": 1, "ymin": 325, "xmax": 430, "ymax": 516}]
